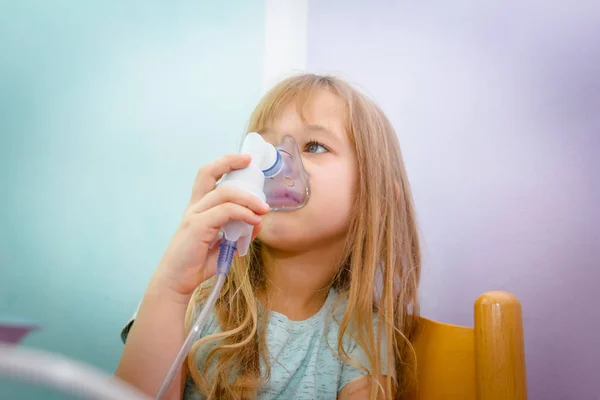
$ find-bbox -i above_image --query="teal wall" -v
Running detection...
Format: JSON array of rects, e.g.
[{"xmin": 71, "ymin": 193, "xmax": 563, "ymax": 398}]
[{"xmin": 0, "ymin": 1, "xmax": 265, "ymax": 398}]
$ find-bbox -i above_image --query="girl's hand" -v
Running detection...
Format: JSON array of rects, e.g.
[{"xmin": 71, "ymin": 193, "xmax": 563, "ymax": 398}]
[{"xmin": 151, "ymin": 154, "xmax": 269, "ymax": 303}]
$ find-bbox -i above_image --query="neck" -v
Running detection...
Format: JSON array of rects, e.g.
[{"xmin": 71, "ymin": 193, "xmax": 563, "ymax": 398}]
[{"xmin": 258, "ymin": 238, "xmax": 345, "ymax": 321}]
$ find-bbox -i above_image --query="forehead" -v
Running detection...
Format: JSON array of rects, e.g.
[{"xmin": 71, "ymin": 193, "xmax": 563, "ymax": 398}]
[{"xmin": 265, "ymin": 90, "xmax": 349, "ymax": 136}]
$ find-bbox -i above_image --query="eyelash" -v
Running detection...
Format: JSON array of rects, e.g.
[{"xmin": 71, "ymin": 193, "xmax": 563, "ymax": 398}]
[{"xmin": 305, "ymin": 139, "xmax": 329, "ymax": 153}]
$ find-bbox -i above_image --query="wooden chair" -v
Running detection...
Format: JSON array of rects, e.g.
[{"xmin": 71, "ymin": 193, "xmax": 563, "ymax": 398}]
[{"xmin": 410, "ymin": 291, "xmax": 527, "ymax": 399}]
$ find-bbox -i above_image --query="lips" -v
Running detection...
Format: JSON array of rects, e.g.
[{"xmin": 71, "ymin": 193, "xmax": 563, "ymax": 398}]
[{"xmin": 265, "ymin": 189, "xmax": 305, "ymax": 207}]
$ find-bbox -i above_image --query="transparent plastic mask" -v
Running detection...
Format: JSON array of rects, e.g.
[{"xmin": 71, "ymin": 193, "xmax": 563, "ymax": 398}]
[{"xmin": 263, "ymin": 135, "xmax": 310, "ymax": 211}]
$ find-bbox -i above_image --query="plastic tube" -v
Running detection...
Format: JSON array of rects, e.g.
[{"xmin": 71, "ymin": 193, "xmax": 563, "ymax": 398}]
[
  {"xmin": 154, "ymin": 239, "xmax": 237, "ymax": 400},
  {"xmin": 0, "ymin": 343, "xmax": 151, "ymax": 400}
]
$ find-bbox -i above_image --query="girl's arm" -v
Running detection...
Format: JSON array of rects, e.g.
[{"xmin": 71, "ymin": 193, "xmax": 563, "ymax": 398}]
[
  {"xmin": 115, "ymin": 277, "xmax": 191, "ymax": 400},
  {"xmin": 114, "ymin": 154, "xmax": 267, "ymax": 399}
]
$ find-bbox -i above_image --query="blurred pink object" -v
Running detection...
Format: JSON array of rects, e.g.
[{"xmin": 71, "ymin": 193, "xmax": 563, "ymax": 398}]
[{"xmin": 0, "ymin": 316, "xmax": 39, "ymax": 344}]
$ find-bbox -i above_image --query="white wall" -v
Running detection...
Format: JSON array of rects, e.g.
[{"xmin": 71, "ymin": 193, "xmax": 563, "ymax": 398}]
[{"xmin": 306, "ymin": 1, "xmax": 599, "ymax": 399}]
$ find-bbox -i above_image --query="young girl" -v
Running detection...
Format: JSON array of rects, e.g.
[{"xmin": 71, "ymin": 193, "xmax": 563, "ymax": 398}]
[{"xmin": 116, "ymin": 74, "xmax": 421, "ymax": 400}]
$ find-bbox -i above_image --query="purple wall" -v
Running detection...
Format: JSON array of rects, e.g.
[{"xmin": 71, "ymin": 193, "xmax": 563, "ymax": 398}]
[{"xmin": 307, "ymin": 1, "xmax": 599, "ymax": 398}]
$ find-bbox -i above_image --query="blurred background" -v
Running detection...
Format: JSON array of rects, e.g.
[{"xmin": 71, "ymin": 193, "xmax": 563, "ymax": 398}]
[{"xmin": 1, "ymin": 0, "xmax": 598, "ymax": 399}]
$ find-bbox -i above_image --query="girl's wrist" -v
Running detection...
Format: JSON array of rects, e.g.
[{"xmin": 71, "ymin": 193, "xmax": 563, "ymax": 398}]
[{"xmin": 147, "ymin": 272, "xmax": 194, "ymax": 307}]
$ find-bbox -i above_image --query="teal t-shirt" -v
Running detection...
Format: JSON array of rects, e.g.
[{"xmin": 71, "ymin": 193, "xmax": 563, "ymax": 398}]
[{"xmin": 121, "ymin": 289, "xmax": 389, "ymax": 399}]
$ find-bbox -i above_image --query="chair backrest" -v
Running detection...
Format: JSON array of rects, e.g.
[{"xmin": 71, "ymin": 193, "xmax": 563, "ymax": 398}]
[{"xmin": 409, "ymin": 291, "xmax": 527, "ymax": 400}]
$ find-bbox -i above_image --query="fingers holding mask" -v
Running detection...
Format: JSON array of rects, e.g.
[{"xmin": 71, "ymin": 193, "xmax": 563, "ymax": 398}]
[
  {"xmin": 189, "ymin": 153, "xmax": 252, "ymax": 205},
  {"xmin": 190, "ymin": 185, "xmax": 270, "ymax": 216},
  {"xmin": 186, "ymin": 154, "xmax": 269, "ymax": 249},
  {"xmin": 195, "ymin": 202, "xmax": 263, "ymax": 234}
]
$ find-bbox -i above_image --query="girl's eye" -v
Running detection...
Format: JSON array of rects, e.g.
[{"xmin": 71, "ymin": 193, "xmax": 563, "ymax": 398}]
[{"xmin": 305, "ymin": 141, "xmax": 328, "ymax": 154}]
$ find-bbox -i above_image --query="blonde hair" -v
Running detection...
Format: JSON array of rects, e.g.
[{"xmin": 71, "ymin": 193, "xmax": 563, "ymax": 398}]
[{"xmin": 184, "ymin": 74, "xmax": 421, "ymax": 399}]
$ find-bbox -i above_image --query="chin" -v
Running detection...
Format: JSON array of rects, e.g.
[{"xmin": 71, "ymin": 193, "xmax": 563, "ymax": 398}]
[
  {"xmin": 257, "ymin": 216, "xmax": 311, "ymax": 251},
  {"xmin": 257, "ymin": 211, "xmax": 349, "ymax": 252}
]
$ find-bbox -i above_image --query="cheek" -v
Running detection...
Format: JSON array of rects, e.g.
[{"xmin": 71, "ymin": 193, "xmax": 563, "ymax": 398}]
[{"xmin": 310, "ymin": 164, "xmax": 356, "ymax": 212}]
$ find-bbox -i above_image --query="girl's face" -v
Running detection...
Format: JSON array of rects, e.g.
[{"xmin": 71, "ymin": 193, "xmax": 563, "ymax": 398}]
[{"xmin": 258, "ymin": 90, "xmax": 358, "ymax": 252}]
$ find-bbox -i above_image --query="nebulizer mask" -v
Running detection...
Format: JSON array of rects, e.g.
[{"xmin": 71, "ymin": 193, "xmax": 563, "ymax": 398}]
[
  {"xmin": 207, "ymin": 132, "xmax": 311, "ymax": 256},
  {"xmin": 154, "ymin": 132, "xmax": 310, "ymax": 399}
]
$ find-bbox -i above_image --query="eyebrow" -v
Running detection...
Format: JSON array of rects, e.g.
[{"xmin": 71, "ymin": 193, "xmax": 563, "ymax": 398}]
[{"xmin": 304, "ymin": 124, "xmax": 342, "ymax": 142}]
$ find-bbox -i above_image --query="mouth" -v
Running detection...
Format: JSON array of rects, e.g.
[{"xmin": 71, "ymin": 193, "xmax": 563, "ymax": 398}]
[{"xmin": 265, "ymin": 189, "xmax": 305, "ymax": 208}]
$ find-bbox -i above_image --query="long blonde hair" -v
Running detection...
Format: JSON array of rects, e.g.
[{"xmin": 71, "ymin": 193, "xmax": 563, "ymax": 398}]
[{"xmin": 184, "ymin": 74, "xmax": 421, "ymax": 399}]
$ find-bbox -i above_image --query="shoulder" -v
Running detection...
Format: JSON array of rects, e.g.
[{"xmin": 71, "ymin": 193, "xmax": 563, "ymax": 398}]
[{"xmin": 323, "ymin": 290, "xmax": 392, "ymax": 392}]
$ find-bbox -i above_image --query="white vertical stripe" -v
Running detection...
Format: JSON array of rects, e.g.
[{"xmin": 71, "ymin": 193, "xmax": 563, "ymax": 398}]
[{"xmin": 263, "ymin": 0, "xmax": 308, "ymax": 92}]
